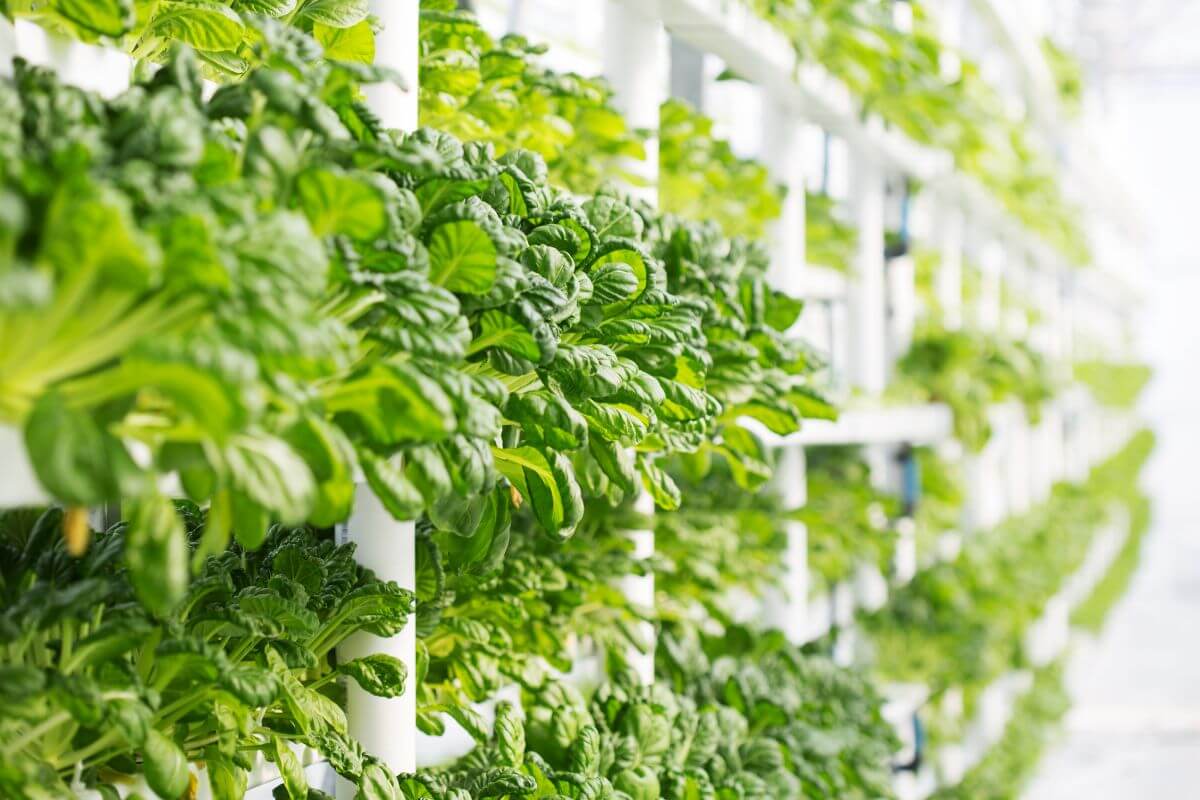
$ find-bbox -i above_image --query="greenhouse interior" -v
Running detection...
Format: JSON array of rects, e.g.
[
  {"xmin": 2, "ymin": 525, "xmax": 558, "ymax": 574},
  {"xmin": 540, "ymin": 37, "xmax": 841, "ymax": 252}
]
[{"xmin": 2, "ymin": 0, "xmax": 1195, "ymax": 797}]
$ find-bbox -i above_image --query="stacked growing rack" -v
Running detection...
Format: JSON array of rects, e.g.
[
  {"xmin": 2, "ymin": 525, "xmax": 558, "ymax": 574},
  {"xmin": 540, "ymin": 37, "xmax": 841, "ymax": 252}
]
[{"xmin": 0, "ymin": 1, "xmax": 1152, "ymax": 799}]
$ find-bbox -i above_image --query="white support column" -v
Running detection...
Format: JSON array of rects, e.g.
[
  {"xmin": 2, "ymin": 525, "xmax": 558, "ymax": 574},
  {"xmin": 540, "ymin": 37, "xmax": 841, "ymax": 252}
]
[
  {"xmin": 977, "ymin": 240, "xmax": 1004, "ymax": 332},
  {"xmin": 0, "ymin": 15, "xmax": 15, "ymax": 77},
  {"xmin": 762, "ymin": 447, "xmax": 808, "ymax": 643},
  {"xmin": 616, "ymin": 489, "xmax": 657, "ymax": 684},
  {"xmin": 337, "ymin": 3, "xmax": 419, "ymax": 790},
  {"xmin": 337, "ymin": 491, "xmax": 416, "ymax": 786},
  {"xmin": 603, "ymin": 1, "xmax": 666, "ymax": 204},
  {"xmin": 603, "ymin": 0, "xmax": 667, "ymax": 685},
  {"xmin": 936, "ymin": 203, "xmax": 965, "ymax": 330},
  {"xmin": 848, "ymin": 151, "xmax": 887, "ymax": 395},
  {"xmin": 761, "ymin": 100, "xmax": 806, "ymax": 296},
  {"xmin": 364, "ymin": 0, "xmax": 419, "ymax": 131}
]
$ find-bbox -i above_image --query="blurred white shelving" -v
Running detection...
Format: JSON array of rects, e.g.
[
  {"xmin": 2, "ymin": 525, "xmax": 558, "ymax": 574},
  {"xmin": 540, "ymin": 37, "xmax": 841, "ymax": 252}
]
[{"xmin": 749, "ymin": 403, "xmax": 953, "ymax": 447}]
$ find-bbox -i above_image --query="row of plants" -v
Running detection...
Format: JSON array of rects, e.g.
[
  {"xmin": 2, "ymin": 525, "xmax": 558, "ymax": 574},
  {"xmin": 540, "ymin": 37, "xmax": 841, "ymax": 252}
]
[
  {"xmin": 0, "ymin": 3, "xmax": 897, "ymax": 798},
  {"xmin": 892, "ymin": 327, "xmax": 1057, "ymax": 451},
  {"xmin": 745, "ymin": 0, "xmax": 1089, "ymax": 263},
  {"xmin": 860, "ymin": 430, "xmax": 1154, "ymax": 758},
  {"xmin": 0, "ymin": 3, "xmax": 1141, "ymax": 800}
]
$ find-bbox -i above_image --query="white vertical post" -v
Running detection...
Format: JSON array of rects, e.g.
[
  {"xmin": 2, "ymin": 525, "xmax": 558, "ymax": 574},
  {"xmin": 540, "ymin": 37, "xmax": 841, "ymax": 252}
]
[
  {"xmin": 603, "ymin": 1, "xmax": 666, "ymax": 205},
  {"xmin": 603, "ymin": 0, "xmax": 666, "ymax": 685},
  {"xmin": 615, "ymin": 489, "xmax": 657, "ymax": 684},
  {"xmin": 937, "ymin": 203, "xmax": 964, "ymax": 330},
  {"xmin": 977, "ymin": 240, "xmax": 1003, "ymax": 332},
  {"xmin": 337, "ymin": 2, "xmax": 419, "ymax": 790},
  {"xmin": 762, "ymin": 447, "xmax": 808, "ymax": 643},
  {"xmin": 364, "ymin": 0, "xmax": 419, "ymax": 131},
  {"xmin": 761, "ymin": 100, "xmax": 806, "ymax": 296},
  {"xmin": 0, "ymin": 15, "xmax": 16, "ymax": 77},
  {"xmin": 337, "ymin": 491, "xmax": 416, "ymax": 786},
  {"xmin": 848, "ymin": 150, "xmax": 887, "ymax": 395}
]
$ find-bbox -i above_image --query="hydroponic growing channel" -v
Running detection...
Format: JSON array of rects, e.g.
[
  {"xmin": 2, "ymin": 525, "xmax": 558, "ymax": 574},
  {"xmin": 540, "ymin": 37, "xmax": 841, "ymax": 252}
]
[{"xmin": 0, "ymin": 1, "xmax": 1150, "ymax": 799}]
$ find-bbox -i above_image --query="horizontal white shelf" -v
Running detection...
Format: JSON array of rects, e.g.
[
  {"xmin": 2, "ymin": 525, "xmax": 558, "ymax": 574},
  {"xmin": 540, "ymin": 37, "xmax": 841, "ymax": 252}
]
[{"xmin": 750, "ymin": 403, "xmax": 953, "ymax": 447}]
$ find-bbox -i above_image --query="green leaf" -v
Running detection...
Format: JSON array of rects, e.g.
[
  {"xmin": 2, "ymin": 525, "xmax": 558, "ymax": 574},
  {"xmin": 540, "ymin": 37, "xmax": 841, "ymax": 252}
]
[
  {"xmin": 125, "ymin": 494, "xmax": 189, "ymax": 617},
  {"xmin": 340, "ymin": 654, "xmax": 408, "ymax": 698},
  {"xmin": 297, "ymin": 169, "xmax": 387, "ymax": 240},
  {"xmin": 52, "ymin": 0, "xmax": 135, "ymax": 36},
  {"xmin": 313, "ymin": 19, "xmax": 375, "ymax": 63},
  {"xmin": 359, "ymin": 451, "xmax": 423, "ymax": 521},
  {"xmin": 149, "ymin": 1, "xmax": 246, "ymax": 51},
  {"xmin": 469, "ymin": 310, "xmax": 543, "ymax": 362},
  {"xmin": 271, "ymin": 736, "xmax": 308, "ymax": 800},
  {"xmin": 638, "ymin": 456, "xmax": 680, "ymax": 511},
  {"xmin": 221, "ymin": 433, "xmax": 317, "ymax": 525},
  {"xmin": 233, "ymin": 0, "xmax": 296, "ymax": 14},
  {"xmin": 494, "ymin": 701, "xmax": 525, "ymax": 768},
  {"xmin": 358, "ymin": 761, "xmax": 401, "ymax": 800},
  {"xmin": 143, "ymin": 729, "xmax": 189, "ymax": 800},
  {"xmin": 297, "ymin": 0, "xmax": 368, "ymax": 27},
  {"xmin": 24, "ymin": 392, "xmax": 146, "ymax": 506},
  {"xmin": 427, "ymin": 220, "xmax": 497, "ymax": 294},
  {"xmin": 205, "ymin": 748, "xmax": 247, "ymax": 800},
  {"xmin": 492, "ymin": 446, "xmax": 583, "ymax": 537}
]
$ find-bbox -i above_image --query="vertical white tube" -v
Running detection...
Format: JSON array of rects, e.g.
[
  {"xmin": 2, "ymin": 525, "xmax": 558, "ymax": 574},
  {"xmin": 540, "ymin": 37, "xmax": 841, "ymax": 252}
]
[
  {"xmin": 603, "ymin": 1, "xmax": 666, "ymax": 205},
  {"xmin": 616, "ymin": 490, "xmax": 657, "ymax": 684},
  {"xmin": 761, "ymin": 100, "xmax": 807, "ymax": 296},
  {"xmin": 848, "ymin": 152, "xmax": 887, "ymax": 395},
  {"xmin": 337, "ymin": 490, "xmax": 416, "ymax": 790},
  {"xmin": 762, "ymin": 447, "xmax": 808, "ymax": 643},
  {"xmin": 937, "ymin": 203, "xmax": 965, "ymax": 330},
  {"xmin": 0, "ymin": 14, "xmax": 15, "ymax": 77},
  {"xmin": 337, "ymin": 3, "xmax": 420, "ymax": 791},
  {"xmin": 364, "ymin": 0, "xmax": 419, "ymax": 131}
]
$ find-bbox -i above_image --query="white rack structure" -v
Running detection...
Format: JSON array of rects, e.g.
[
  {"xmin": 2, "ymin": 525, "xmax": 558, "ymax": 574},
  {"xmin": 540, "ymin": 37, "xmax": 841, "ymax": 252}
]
[{"xmin": 0, "ymin": 0, "xmax": 1145, "ymax": 796}]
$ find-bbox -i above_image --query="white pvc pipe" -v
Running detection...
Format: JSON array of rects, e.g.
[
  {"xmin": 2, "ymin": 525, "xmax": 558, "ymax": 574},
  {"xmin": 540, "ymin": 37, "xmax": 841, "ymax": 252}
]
[
  {"xmin": 761, "ymin": 100, "xmax": 807, "ymax": 296},
  {"xmin": 761, "ymin": 447, "xmax": 808, "ymax": 643},
  {"xmin": 848, "ymin": 152, "xmax": 887, "ymax": 395},
  {"xmin": 0, "ymin": 14, "xmax": 15, "ymax": 77},
  {"xmin": 616, "ymin": 490, "xmax": 656, "ymax": 684},
  {"xmin": 937, "ymin": 203, "xmax": 965, "ymax": 330},
  {"xmin": 335, "ymin": 4, "xmax": 420, "ymax": 791},
  {"xmin": 365, "ymin": 0, "xmax": 419, "ymax": 130},
  {"xmin": 336, "ymin": 487, "xmax": 416, "ymax": 790},
  {"xmin": 602, "ymin": 1, "xmax": 666, "ymax": 204}
]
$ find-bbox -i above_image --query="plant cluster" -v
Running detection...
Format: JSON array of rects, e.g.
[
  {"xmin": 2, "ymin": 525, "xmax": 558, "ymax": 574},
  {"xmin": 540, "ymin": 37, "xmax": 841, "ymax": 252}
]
[
  {"xmin": 862, "ymin": 431, "xmax": 1152, "ymax": 702},
  {"xmin": 929, "ymin": 663, "xmax": 1069, "ymax": 800},
  {"xmin": 0, "ymin": 506, "xmax": 412, "ymax": 798},
  {"xmin": 1, "ymin": 0, "xmax": 377, "ymax": 77},
  {"xmin": 1074, "ymin": 360, "xmax": 1153, "ymax": 409},
  {"xmin": 892, "ymin": 328, "xmax": 1056, "ymax": 451},
  {"xmin": 801, "ymin": 447, "xmax": 899, "ymax": 594},
  {"xmin": 745, "ymin": 0, "xmax": 1088, "ymax": 263}
]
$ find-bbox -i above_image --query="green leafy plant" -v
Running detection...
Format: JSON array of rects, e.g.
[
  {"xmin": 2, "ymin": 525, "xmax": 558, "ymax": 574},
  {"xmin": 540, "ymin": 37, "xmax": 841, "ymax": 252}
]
[
  {"xmin": 801, "ymin": 446, "xmax": 899, "ymax": 593},
  {"xmin": 893, "ymin": 328, "xmax": 1056, "ymax": 451},
  {"xmin": 1074, "ymin": 361, "xmax": 1153, "ymax": 409},
  {"xmin": 930, "ymin": 663, "xmax": 1069, "ymax": 800},
  {"xmin": 0, "ymin": 505, "xmax": 413, "ymax": 799},
  {"xmin": 1, "ymin": 0, "xmax": 378, "ymax": 78},
  {"xmin": 745, "ymin": 0, "xmax": 1088, "ymax": 263}
]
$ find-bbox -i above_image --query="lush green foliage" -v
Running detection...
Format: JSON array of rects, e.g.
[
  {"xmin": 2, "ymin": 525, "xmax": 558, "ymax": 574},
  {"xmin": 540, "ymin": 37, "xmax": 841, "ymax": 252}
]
[
  {"xmin": 658, "ymin": 99, "xmax": 783, "ymax": 241},
  {"xmin": 1, "ymin": 0, "xmax": 377, "ymax": 77},
  {"xmin": 929, "ymin": 663, "xmax": 1069, "ymax": 800},
  {"xmin": 419, "ymin": 0, "xmax": 644, "ymax": 194},
  {"xmin": 0, "ymin": 506, "xmax": 412, "ymax": 798},
  {"xmin": 745, "ymin": 0, "xmax": 1088, "ymax": 262},
  {"xmin": 801, "ymin": 447, "xmax": 899, "ymax": 592},
  {"xmin": 1074, "ymin": 361, "xmax": 1153, "ymax": 409},
  {"xmin": 893, "ymin": 329, "xmax": 1056, "ymax": 450},
  {"xmin": 1042, "ymin": 37, "xmax": 1084, "ymax": 118},
  {"xmin": 863, "ymin": 431, "xmax": 1152, "ymax": 697}
]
